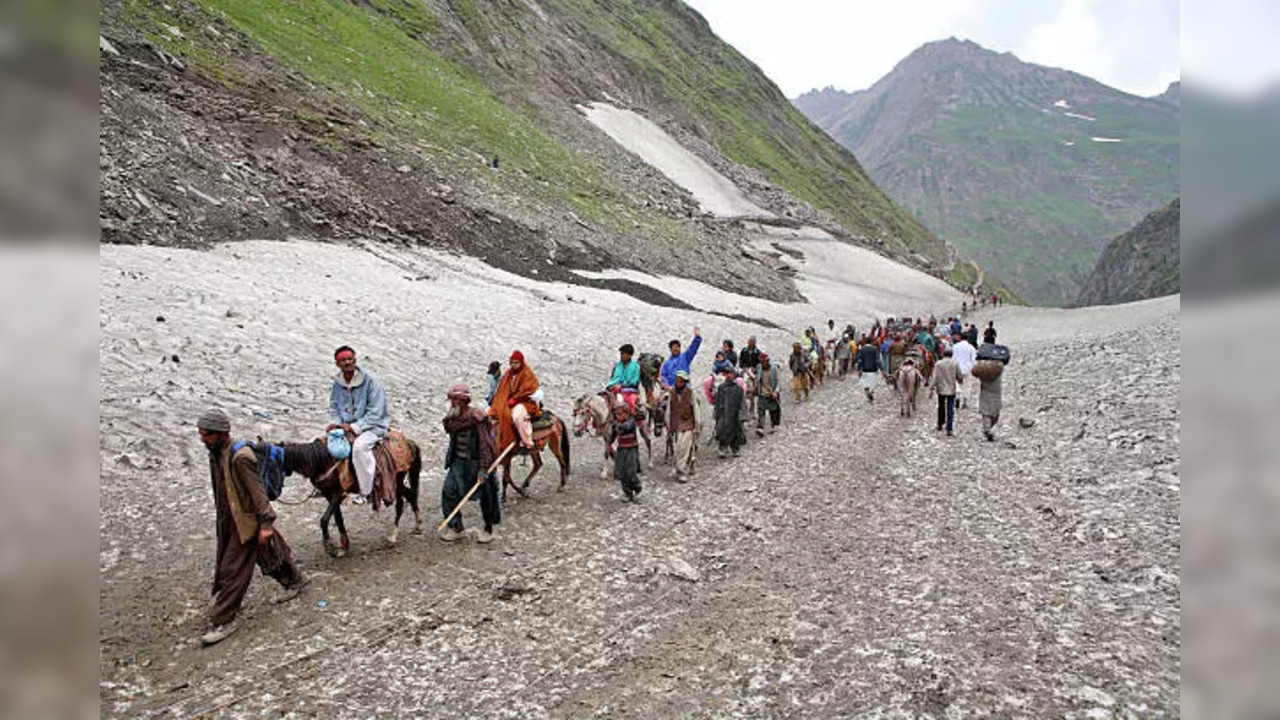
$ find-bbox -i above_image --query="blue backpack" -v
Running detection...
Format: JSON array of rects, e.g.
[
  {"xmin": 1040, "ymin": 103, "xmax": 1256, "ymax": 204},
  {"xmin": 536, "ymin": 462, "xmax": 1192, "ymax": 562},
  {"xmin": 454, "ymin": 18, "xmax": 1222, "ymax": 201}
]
[{"xmin": 231, "ymin": 440, "xmax": 288, "ymax": 501}]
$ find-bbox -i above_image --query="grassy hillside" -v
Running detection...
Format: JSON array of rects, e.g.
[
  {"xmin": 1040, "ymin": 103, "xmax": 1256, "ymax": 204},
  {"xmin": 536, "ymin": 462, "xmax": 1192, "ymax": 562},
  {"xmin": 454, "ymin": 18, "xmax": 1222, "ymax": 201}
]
[{"xmin": 102, "ymin": 0, "xmax": 951, "ymax": 289}]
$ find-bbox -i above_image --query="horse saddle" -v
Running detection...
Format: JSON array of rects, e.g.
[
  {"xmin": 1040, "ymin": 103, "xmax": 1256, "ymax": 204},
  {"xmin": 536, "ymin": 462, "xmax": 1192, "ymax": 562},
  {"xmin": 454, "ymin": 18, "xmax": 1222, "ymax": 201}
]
[
  {"xmin": 531, "ymin": 412, "xmax": 557, "ymax": 435},
  {"xmin": 327, "ymin": 430, "xmax": 411, "ymax": 500}
]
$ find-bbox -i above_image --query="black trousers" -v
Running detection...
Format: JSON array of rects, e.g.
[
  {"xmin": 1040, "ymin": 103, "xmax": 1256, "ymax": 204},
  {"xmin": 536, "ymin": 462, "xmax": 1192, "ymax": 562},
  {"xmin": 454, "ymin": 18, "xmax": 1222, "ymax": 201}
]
[{"xmin": 936, "ymin": 394, "xmax": 955, "ymax": 432}]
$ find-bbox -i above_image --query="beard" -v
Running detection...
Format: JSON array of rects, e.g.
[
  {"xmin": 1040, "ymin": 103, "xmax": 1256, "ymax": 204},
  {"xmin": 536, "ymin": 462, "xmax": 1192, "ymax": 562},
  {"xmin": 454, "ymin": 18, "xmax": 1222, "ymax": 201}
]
[{"xmin": 444, "ymin": 402, "xmax": 463, "ymax": 421}]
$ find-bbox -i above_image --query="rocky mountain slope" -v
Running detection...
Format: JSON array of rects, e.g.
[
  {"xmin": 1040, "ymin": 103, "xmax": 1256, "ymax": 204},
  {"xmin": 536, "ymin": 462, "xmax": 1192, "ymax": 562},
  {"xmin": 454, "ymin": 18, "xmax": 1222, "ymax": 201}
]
[
  {"xmin": 793, "ymin": 38, "xmax": 1180, "ymax": 306},
  {"xmin": 99, "ymin": 0, "xmax": 950, "ymax": 303},
  {"xmin": 1074, "ymin": 198, "xmax": 1179, "ymax": 306}
]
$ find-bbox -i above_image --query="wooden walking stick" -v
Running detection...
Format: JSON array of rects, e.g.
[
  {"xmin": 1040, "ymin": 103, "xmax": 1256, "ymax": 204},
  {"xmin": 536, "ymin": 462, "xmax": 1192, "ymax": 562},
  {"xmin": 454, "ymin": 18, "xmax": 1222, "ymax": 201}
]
[{"xmin": 438, "ymin": 441, "xmax": 517, "ymax": 533}]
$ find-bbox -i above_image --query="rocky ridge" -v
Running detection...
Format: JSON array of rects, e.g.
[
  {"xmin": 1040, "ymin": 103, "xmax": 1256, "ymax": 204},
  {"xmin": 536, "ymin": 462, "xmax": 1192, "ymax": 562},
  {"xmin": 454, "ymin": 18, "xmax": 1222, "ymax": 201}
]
[{"xmin": 1075, "ymin": 198, "xmax": 1179, "ymax": 306}]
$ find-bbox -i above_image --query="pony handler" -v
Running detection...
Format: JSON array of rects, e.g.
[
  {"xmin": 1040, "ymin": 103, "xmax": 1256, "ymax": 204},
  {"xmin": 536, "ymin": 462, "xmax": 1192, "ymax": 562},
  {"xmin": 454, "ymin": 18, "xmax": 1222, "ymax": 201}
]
[
  {"xmin": 439, "ymin": 383, "xmax": 501, "ymax": 543},
  {"xmin": 196, "ymin": 408, "xmax": 307, "ymax": 647}
]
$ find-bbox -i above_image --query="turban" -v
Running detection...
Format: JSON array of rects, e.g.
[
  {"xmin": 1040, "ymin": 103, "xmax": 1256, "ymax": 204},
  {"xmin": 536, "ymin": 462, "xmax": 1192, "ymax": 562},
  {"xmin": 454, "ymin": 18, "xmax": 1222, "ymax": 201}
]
[
  {"xmin": 197, "ymin": 408, "xmax": 231, "ymax": 433},
  {"xmin": 510, "ymin": 350, "xmax": 525, "ymax": 363},
  {"xmin": 446, "ymin": 383, "xmax": 471, "ymax": 401}
]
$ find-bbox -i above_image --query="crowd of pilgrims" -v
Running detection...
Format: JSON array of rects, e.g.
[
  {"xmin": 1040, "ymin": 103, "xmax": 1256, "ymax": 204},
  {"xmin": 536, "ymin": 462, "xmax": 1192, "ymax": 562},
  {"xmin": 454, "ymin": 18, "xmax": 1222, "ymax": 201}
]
[{"xmin": 189, "ymin": 308, "xmax": 1003, "ymax": 646}]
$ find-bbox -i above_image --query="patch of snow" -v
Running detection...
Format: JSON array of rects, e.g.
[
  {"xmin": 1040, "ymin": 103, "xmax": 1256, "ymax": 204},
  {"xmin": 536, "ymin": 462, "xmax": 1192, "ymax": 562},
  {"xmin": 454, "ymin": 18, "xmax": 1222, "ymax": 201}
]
[
  {"xmin": 1053, "ymin": 99, "xmax": 1071, "ymax": 109},
  {"xmin": 742, "ymin": 222, "xmax": 834, "ymax": 241},
  {"xmin": 1061, "ymin": 111, "xmax": 1096, "ymax": 121},
  {"xmin": 1091, "ymin": 137, "xmax": 1124, "ymax": 143},
  {"xmin": 1061, "ymin": 141, "xmax": 1076, "ymax": 146},
  {"xmin": 573, "ymin": 230, "xmax": 960, "ymax": 330},
  {"xmin": 577, "ymin": 102, "xmax": 771, "ymax": 219}
]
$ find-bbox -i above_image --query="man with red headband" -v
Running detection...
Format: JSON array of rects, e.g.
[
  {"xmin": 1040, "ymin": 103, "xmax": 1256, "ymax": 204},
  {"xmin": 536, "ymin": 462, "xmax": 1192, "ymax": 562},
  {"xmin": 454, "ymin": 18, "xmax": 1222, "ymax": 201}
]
[
  {"xmin": 488, "ymin": 350, "xmax": 541, "ymax": 450},
  {"xmin": 326, "ymin": 345, "xmax": 390, "ymax": 501}
]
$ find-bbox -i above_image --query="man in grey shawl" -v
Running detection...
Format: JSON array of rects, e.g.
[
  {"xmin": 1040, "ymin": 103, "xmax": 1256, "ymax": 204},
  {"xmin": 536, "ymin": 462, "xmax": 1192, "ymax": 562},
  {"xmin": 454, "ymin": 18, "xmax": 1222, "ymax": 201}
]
[
  {"xmin": 979, "ymin": 372, "xmax": 1002, "ymax": 442},
  {"xmin": 713, "ymin": 366, "xmax": 746, "ymax": 457}
]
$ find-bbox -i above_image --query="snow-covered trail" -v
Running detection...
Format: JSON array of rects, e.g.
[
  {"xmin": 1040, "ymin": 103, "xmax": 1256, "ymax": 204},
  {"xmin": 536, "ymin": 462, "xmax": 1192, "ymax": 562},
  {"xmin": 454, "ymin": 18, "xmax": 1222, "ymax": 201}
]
[
  {"xmin": 99, "ymin": 262, "xmax": 1177, "ymax": 712},
  {"xmin": 98, "ymin": 239, "xmax": 1177, "ymax": 716}
]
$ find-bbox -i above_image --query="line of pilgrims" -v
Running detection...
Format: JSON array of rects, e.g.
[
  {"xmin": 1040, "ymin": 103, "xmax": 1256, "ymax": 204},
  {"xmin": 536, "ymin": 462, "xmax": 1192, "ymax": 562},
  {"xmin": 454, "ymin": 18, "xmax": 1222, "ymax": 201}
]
[{"xmin": 191, "ymin": 314, "xmax": 1002, "ymax": 645}]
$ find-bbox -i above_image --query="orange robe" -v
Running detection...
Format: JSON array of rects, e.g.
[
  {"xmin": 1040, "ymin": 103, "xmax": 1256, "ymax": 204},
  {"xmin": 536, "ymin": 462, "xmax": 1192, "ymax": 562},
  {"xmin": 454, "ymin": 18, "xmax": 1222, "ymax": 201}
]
[{"xmin": 488, "ymin": 366, "xmax": 541, "ymax": 450}]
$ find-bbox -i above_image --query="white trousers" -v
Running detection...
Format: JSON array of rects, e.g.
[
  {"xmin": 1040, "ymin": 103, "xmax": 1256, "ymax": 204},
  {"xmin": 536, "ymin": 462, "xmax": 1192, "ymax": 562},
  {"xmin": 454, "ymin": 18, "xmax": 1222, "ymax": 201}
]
[{"xmin": 353, "ymin": 431, "xmax": 379, "ymax": 495}]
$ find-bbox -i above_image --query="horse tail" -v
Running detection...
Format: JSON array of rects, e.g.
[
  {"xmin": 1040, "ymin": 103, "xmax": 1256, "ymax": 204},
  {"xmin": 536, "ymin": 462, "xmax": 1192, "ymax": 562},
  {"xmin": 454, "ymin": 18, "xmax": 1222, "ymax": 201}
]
[{"xmin": 559, "ymin": 417, "xmax": 571, "ymax": 471}]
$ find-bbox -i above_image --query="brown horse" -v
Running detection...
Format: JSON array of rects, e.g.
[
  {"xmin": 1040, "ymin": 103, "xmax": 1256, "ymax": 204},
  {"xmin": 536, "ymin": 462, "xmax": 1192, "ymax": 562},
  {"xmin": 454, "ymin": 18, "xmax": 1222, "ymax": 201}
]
[
  {"xmin": 278, "ymin": 437, "xmax": 422, "ymax": 557},
  {"xmin": 897, "ymin": 361, "xmax": 924, "ymax": 417},
  {"xmin": 493, "ymin": 411, "xmax": 571, "ymax": 501}
]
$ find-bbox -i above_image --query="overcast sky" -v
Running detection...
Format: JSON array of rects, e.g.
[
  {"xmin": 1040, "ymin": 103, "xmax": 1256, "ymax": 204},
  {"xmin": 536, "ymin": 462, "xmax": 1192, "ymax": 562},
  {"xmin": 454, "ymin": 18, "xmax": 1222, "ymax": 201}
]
[{"xmin": 683, "ymin": 0, "xmax": 1184, "ymax": 98}]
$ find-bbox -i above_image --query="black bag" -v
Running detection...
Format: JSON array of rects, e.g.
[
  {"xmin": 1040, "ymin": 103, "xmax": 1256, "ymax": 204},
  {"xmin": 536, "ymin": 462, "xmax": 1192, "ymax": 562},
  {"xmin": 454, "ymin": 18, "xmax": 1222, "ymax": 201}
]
[{"xmin": 977, "ymin": 343, "xmax": 1011, "ymax": 364}]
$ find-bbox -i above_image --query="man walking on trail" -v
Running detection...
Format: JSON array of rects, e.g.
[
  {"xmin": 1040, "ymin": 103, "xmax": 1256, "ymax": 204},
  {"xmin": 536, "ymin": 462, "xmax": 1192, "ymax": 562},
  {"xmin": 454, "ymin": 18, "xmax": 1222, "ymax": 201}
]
[
  {"xmin": 788, "ymin": 342, "xmax": 810, "ymax": 403},
  {"xmin": 666, "ymin": 370, "xmax": 699, "ymax": 481},
  {"xmin": 660, "ymin": 327, "xmax": 702, "ymax": 389},
  {"xmin": 951, "ymin": 332, "xmax": 977, "ymax": 410},
  {"xmin": 855, "ymin": 336, "xmax": 882, "ymax": 403},
  {"xmin": 930, "ymin": 348, "xmax": 964, "ymax": 436},
  {"xmin": 198, "ymin": 408, "xmax": 306, "ymax": 647},
  {"xmin": 327, "ymin": 346, "xmax": 390, "ymax": 503},
  {"xmin": 983, "ymin": 321, "xmax": 997, "ymax": 345},
  {"xmin": 440, "ymin": 384, "xmax": 500, "ymax": 543},
  {"xmin": 755, "ymin": 353, "xmax": 781, "ymax": 435},
  {"xmin": 979, "ymin": 371, "xmax": 1003, "ymax": 442},
  {"xmin": 609, "ymin": 404, "xmax": 643, "ymax": 502},
  {"xmin": 713, "ymin": 366, "xmax": 746, "ymax": 457}
]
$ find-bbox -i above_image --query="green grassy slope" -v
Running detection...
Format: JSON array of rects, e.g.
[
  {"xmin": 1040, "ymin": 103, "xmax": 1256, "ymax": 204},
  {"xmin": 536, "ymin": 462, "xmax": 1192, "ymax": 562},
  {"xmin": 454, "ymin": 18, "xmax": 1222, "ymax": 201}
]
[{"xmin": 119, "ymin": 0, "xmax": 948, "ymax": 272}]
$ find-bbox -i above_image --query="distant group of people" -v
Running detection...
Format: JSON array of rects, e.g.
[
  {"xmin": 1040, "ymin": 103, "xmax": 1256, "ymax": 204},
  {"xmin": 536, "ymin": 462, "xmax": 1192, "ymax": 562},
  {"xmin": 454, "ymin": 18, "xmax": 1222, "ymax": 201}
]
[{"xmin": 191, "ymin": 306, "xmax": 1009, "ymax": 646}]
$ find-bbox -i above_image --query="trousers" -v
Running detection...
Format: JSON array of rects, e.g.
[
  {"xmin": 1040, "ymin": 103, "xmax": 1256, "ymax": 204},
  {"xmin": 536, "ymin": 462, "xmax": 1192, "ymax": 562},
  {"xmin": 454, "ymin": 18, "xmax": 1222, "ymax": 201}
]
[
  {"xmin": 757, "ymin": 396, "xmax": 781, "ymax": 429},
  {"xmin": 211, "ymin": 523, "xmax": 300, "ymax": 627},
  {"xmin": 672, "ymin": 429, "xmax": 695, "ymax": 476},
  {"xmin": 352, "ymin": 431, "xmax": 380, "ymax": 495},
  {"xmin": 511, "ymin": 404, "xmax": 534, "ymax": 448},
  {"xmin": 936, "ymin": 394, "xmax": 956, "ymax": 432},
  {"xmin": 442, "ymin": 459, "xmax": 500, "ymax": 532}
]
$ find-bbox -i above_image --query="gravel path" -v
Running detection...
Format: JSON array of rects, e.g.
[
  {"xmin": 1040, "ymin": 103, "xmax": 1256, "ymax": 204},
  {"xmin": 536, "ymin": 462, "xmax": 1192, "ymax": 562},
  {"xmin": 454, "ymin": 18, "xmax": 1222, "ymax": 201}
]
[{"xmin": 99, "ymin": 240, "xmax": 1178, "ymax": 717}]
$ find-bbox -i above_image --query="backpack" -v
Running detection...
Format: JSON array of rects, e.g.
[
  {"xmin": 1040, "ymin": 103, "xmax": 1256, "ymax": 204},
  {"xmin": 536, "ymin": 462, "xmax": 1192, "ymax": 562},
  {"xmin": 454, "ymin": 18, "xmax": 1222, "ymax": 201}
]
[{"xmin": 232, "ymin": 440, "xmax": 289, "ymax": 501}]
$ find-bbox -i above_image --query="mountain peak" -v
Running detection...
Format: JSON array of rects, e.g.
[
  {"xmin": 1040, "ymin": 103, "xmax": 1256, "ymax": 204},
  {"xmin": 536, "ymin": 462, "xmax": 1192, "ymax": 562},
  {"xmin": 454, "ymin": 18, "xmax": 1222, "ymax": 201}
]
[
  {"xmin": 1153, "ymin": 81, "xmax": 1180, "ymax": 107},
  {"xmin": 792, "ymin": 40, "xmax": 1180, "ymax": 305}
]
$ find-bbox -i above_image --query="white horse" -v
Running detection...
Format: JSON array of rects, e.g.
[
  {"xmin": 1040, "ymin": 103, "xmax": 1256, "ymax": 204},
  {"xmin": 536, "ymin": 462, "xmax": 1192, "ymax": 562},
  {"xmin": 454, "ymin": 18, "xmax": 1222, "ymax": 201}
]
[{"xmin": 572, "ymin": 392, "xmax": 654, "ymax": 480}]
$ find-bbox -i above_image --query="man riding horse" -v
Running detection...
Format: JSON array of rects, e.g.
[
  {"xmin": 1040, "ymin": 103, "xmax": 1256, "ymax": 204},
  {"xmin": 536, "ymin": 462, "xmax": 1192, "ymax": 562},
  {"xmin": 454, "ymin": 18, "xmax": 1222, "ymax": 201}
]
[
  {"xmin": 326, "ymin": 345, "xmax": 389, "ymax": 505},
  {"xmin": 606, "ymin": 343, "xmax": 643, "ymax": 418},
  {"xmin": 489, "ymin": 350, "xmax": 540, "ymax": 451}
]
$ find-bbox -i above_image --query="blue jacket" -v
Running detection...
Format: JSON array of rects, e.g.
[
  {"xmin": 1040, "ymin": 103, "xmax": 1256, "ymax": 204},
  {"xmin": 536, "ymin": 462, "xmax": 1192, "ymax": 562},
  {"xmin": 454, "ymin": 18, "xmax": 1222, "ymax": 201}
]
[
  {"xmin": 856, "ymin": 344, "xmax": 881, "ymax": 373},
  {"xmin": 607, "ymin": 359, "xmax": 640, "ymax": 389},
  {"xmin": 329, "ymin": 368, "xmax": 389, "ymax": 437},
  {"xmin": 659, "ymin": 335, "xmax": 702, "ymax": 387}
]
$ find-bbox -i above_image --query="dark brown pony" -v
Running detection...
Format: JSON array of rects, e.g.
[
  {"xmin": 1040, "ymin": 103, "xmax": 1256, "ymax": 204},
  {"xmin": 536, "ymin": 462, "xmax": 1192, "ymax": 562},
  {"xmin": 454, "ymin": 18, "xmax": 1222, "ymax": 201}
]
[
  {"xmin": 493, "ymin": 412, "xmax": 570, "ymax": 501},
  {"xmin": 280, "ymin": 439, "xmax": 422, "ymax": 557}
]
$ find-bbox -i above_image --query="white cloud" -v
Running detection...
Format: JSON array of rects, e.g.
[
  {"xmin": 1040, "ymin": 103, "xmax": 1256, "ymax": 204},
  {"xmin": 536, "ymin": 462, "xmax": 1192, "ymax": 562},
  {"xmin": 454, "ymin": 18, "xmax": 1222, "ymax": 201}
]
[
  {"xmin": 1182, "ymin": 0, "xmax": 1280, "ymax": 96},
  {"xmin": 684, "ymin": 0, "xmax": 1179, "ymax": 98}
]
